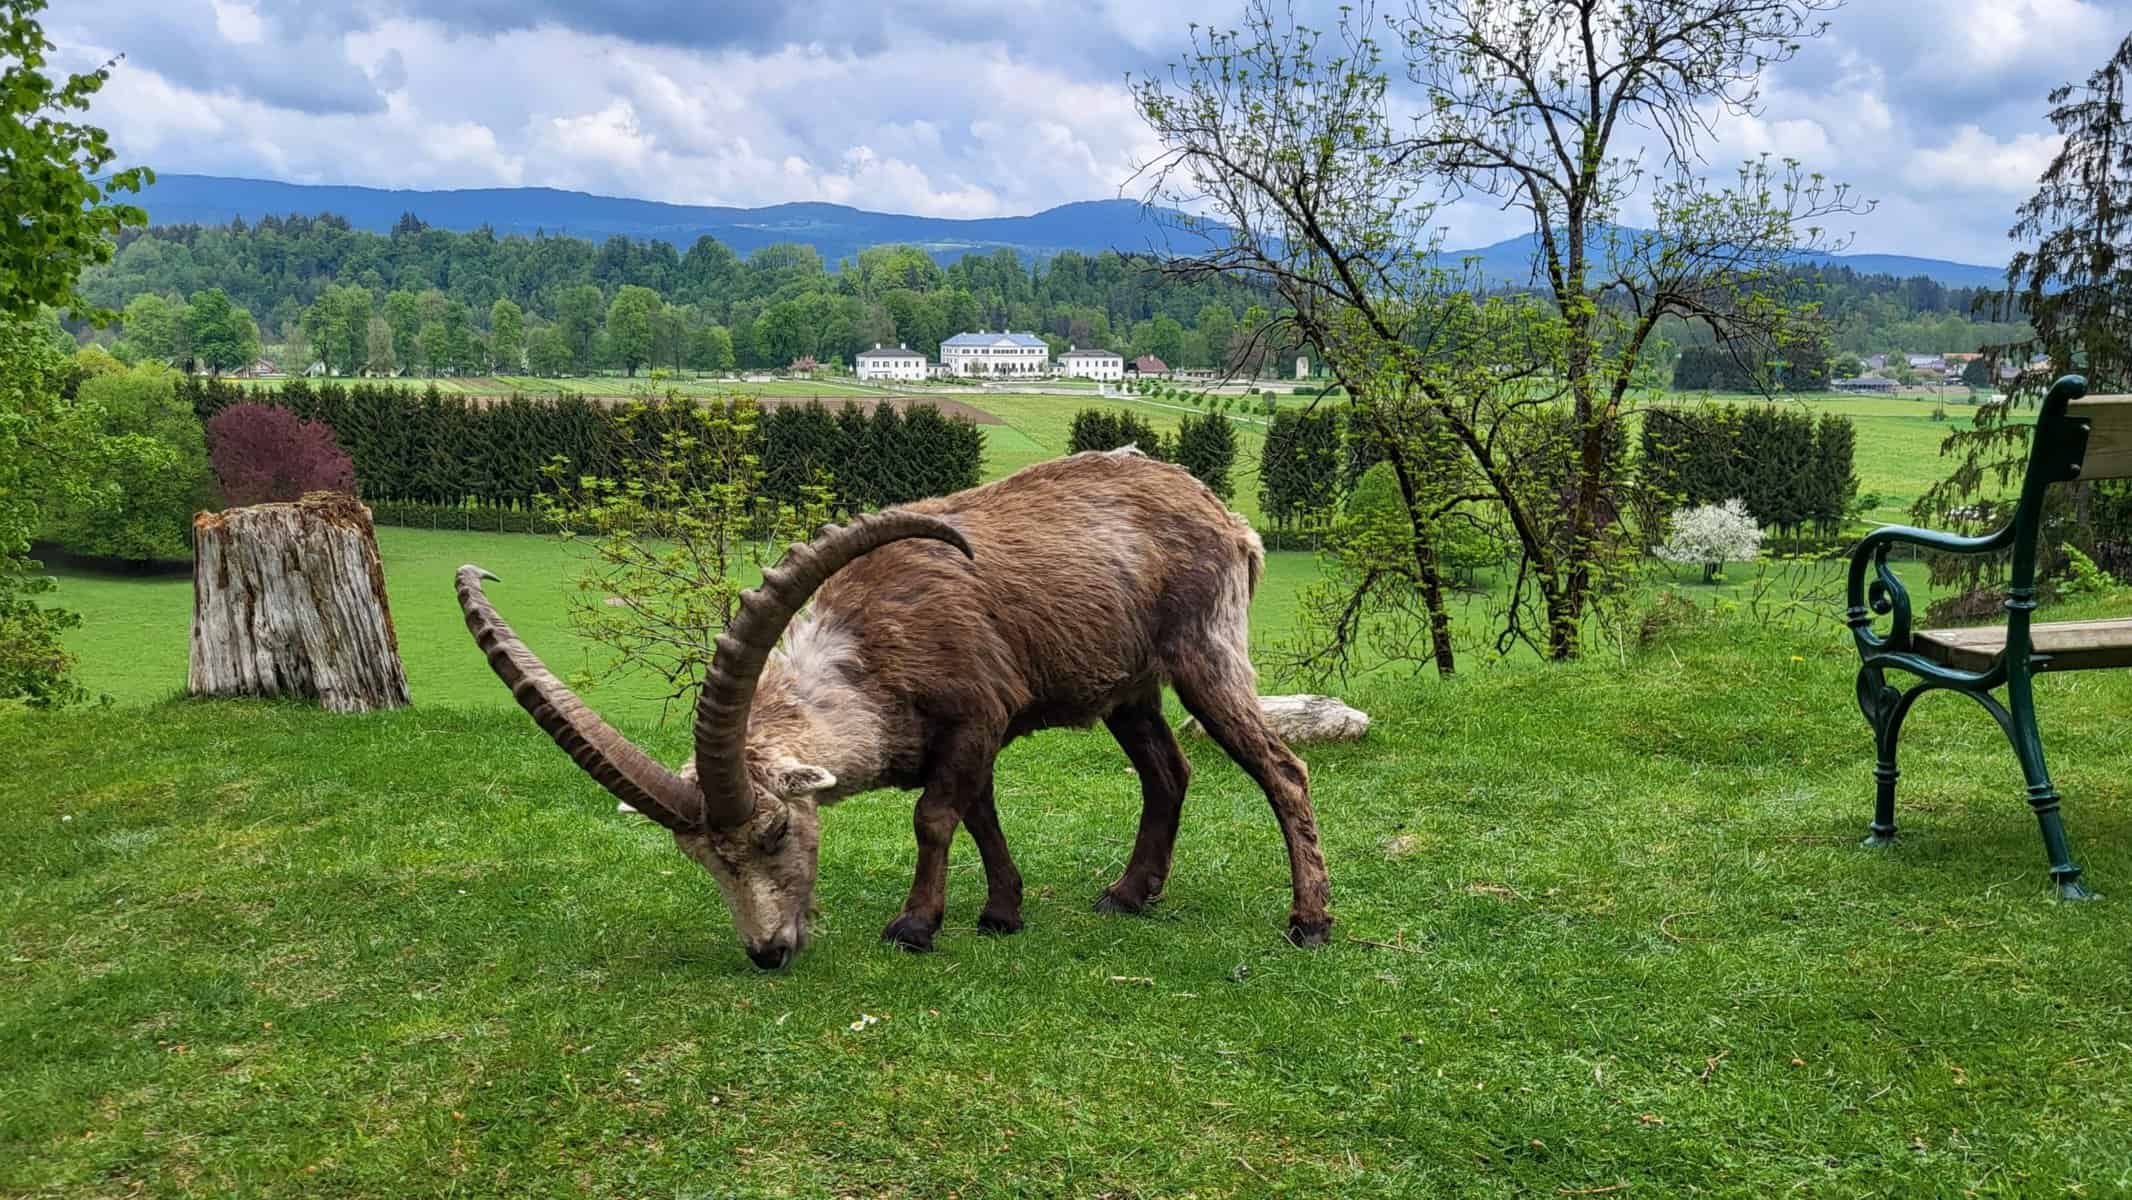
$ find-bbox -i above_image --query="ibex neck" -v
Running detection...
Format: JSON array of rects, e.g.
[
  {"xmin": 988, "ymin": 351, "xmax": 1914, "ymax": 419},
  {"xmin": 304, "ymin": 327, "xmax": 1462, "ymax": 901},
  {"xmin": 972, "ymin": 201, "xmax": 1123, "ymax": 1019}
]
[{"xmin": 748, "ymin": 616, "xmax": 891, "ymax": 799}]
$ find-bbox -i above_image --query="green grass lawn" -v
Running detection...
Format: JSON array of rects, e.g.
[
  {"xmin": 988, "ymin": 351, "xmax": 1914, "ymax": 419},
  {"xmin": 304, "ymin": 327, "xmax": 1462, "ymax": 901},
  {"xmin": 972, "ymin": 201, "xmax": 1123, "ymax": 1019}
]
[
  {"xmin": 8, "ymin": 613, "xmax": 2132, "ymax": 1196},
  {"xmin": 972, "ymin": 391, "xmax": 1277, "ymax": 524}
]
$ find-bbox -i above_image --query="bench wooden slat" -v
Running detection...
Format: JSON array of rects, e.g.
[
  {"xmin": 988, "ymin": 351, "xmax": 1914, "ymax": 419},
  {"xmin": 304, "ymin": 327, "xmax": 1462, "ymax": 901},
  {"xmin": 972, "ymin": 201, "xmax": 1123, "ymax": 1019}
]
[
  {"xmin": 2071, "ymin": 395, "xmax": 2132, "ymax": 480},
  {"xmin": 1913, "ymin": 617, "xmax": 2132, "ymax": 672}
]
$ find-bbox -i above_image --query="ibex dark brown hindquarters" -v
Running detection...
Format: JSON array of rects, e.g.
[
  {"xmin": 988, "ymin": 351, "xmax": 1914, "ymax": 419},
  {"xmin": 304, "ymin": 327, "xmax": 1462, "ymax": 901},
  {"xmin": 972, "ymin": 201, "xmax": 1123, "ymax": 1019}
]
[{"xmin": 462, "ymin": 448, "xmax": 1332, "ymax": 966}]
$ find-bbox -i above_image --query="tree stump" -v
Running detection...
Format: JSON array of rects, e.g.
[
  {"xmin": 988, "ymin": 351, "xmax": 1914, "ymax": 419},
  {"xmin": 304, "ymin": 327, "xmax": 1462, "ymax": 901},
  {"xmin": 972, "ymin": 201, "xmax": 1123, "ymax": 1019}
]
[{"xmin": 189, "ymin": 492, "xmax": 411, "ymax": 712}]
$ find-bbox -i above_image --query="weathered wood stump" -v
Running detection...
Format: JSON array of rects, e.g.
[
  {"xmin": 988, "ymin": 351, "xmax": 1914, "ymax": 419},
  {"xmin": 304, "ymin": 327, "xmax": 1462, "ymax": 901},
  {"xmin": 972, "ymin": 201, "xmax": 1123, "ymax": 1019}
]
[
  {"xmin": 1183, "ymin": 694, "xmax": 1370, "ymax": 743},
  {"xmin": 189, "ymin": 492, "xmax": 411, "ymax": 713}
]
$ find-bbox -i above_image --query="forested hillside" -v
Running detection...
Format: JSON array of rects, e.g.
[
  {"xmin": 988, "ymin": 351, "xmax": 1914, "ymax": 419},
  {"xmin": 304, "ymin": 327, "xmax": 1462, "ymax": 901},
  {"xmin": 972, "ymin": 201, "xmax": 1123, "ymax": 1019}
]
[
  {"xmin": 74, "ymin": 213, "xmax": 2027, "ymax": 379},
  {"xmin": 79, "ymin": 214, "xmax": 1286, "ymax": 375}
]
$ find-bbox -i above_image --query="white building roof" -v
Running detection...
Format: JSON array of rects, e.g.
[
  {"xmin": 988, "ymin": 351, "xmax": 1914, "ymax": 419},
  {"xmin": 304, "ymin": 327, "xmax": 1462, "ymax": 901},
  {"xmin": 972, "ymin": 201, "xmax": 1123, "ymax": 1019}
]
[
  {"xmin": 1060, "ymin": 347, "xmax": 1122, "ymax": 358},
  {"xmin": 942, "ymin": 330, "xmax": 1048, "ymax": 349},
  {"xmin": 856, "ymin": 344, "xmax": 924, "ymax": 358}
]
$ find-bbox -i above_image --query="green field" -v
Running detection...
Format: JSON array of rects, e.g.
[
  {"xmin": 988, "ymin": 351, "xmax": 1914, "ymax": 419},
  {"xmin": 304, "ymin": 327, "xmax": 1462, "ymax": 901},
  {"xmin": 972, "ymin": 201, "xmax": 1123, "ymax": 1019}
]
[
  {"xmin": 218, "ymin": 375, "xmax": 1987, "ymax": 526},
  {"xmin": 10, "ymin": 609, "xmax": 2132, "ymax": 1195},
  {"xmin": 13, "ymin": 381, "xmax": 2129, "ymax": 1195},
  {"xmin": 47, "ymin": 383, "xmax": 1969, "ymax": 708}
]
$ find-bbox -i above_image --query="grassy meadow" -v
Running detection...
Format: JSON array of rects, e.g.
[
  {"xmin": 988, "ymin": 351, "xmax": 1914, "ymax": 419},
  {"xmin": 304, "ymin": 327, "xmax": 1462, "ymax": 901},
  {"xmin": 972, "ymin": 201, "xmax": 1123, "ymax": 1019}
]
[
  {"xmin": 8, "ymin": 383, "xmax": 2130, "ymax": 1196},
  {"xmin": 9, "ymin": 615, "xmax": 2132, "ymax": 1196}
]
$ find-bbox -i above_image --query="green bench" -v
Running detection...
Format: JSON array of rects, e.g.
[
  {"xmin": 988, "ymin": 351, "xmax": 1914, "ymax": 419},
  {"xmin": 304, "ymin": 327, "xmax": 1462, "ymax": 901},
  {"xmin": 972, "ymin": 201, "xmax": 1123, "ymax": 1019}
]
[{"xmin": 1846, "ymin": 374, "xmax": 2132, "ymax": 899}]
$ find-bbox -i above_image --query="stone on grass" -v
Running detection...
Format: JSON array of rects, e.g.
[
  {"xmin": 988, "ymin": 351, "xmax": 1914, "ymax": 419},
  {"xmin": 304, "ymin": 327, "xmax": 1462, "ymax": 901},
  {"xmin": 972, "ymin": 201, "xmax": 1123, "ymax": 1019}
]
[{"xmin": 1182, "ymin": 694, "xmax": 1369, "ymax": 743}]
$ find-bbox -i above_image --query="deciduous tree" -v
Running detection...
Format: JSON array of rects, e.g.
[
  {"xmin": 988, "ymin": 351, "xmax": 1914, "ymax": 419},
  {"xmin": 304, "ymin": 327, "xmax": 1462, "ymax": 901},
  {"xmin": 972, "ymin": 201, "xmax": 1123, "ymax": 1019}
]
[
  {"xmin": 604, "ymin": 285, "xmax": 661, "ymax": 376},
  {"xmin": 206, "ymin": 402, "xmax": 356, "ymax": 505},
  {"xmin": 365, "ymin": 316, "xmax": 395, "ymax": 375},
  {"xmin": 0, "ymin": 0, "xmax": 151, "ymax": 321},
  {"xmin": 48, "ymin": 365, "xmax": 212, "ymax": 561},
  {"xmin": 555, "ymin": 283, "xmax": 604, "ymax": 371},
  {"xmin": 184, "ymin": 287, "xmax": 259, "ymax": 374},
  {"xmin": 121, "ymin": 293, "xmax": 181, "ymax": 361},
  {"xmin": 526, "ymin": 325, "xmax": 572, "ymax": 376},
  {"xmin": 489, "ymin": 298, "xmax": 524, "ymax": 371}
]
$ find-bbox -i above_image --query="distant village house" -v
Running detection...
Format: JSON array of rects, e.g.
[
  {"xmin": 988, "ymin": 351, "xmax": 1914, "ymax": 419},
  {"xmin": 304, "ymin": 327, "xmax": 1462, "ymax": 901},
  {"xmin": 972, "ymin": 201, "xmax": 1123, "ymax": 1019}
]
[
  {"xmin": 856, "ymin": 343, "xmax": 928, "ymax": 382},
  {"xmin": 1057, "ymin": 346, "xmax": 1124, "ymax": 381},
  {"xmin": 1834, "ymin": 376, "xmax": 1898, "ymax": 394}
]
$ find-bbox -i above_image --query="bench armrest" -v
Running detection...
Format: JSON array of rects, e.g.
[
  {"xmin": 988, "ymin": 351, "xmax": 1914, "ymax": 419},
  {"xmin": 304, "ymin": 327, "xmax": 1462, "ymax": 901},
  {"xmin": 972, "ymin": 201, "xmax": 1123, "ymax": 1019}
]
[{"xmin": 1845, "ymin": 522, "xmax": 2015, "ymax": 655}]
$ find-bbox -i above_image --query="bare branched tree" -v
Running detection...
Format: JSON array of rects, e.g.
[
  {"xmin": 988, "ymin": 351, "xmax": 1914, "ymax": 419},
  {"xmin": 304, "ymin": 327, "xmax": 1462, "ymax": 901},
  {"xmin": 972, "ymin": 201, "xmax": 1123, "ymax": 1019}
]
[
  {"xmin": 1406, "ymin": 0, "xmax": 1868, "ymax": 649},
  {"xmin": 1133, "ymin": 0, "xmax": 1866, "ymax": 665}
]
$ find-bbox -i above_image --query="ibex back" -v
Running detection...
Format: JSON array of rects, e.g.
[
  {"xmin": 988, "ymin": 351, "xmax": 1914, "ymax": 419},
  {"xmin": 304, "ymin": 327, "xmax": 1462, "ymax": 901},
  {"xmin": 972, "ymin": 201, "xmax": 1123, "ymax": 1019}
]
[{"xmin": 458, "ymin": 448, "xmax": 1332, "ymax": 968}]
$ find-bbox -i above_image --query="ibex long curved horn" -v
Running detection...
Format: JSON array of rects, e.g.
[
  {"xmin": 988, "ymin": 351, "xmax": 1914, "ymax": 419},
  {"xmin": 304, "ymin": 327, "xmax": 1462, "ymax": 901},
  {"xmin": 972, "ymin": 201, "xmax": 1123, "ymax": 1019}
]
[
  {"xmin": 457, "ymin": 565, "xmax": 704, "ymax": 834},
  {"xmin": 694, "ymin": 512, "xmax": 974, "ymax": 828}
]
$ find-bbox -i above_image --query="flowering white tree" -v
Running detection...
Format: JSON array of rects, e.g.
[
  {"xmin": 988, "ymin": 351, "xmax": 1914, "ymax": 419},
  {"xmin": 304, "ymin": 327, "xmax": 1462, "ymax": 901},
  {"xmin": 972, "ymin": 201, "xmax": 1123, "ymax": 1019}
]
[{"xmin": 1658, "ymin": 500, "xmax": 1765, "ymax": 582}]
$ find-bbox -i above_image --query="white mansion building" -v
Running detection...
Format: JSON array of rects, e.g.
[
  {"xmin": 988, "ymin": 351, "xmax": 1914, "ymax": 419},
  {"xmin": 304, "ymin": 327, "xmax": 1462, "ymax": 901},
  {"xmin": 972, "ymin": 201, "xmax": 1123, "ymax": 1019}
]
[
  {"xmin": 941, "ymin": 330, "xmax": 1050, "ymax": 377},
  {"xmin": 1057, "ymin": 346, "xmax": 1124, "ymax": 381},
  {"xmin": 855, "ymin": 342, "xmax": 928, "ymax": 382}
]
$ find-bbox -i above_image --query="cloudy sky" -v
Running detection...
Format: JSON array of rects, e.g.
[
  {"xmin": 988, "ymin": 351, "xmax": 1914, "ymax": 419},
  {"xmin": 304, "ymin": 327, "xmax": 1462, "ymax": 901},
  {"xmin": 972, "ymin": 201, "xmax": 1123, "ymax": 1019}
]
[{"xmin": 49, "ymin": 0, "xmax": 2132, "ymax": 262}]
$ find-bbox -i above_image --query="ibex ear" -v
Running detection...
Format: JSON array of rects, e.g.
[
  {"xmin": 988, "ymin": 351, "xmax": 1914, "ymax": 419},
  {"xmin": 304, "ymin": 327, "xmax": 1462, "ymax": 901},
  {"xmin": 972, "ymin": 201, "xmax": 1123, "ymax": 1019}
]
[{"xmin": 773, "ymin": 762, "xmax": 837, "ymax": 798}]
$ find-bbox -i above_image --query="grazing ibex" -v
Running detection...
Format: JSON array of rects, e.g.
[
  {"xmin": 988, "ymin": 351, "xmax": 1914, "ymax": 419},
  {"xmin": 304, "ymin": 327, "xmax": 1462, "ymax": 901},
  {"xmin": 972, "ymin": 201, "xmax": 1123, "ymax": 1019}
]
[{"xmin": 457, "ymin": 448, "xmax": 1332, "ymax": 968}]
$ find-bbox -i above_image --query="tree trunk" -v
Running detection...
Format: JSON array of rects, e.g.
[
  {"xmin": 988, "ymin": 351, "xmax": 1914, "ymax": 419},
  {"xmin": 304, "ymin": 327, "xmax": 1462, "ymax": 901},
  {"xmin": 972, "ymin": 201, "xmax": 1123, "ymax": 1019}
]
[
  {"xmin": 189, "ymin": 493, "xmax": 411, "ymax": 713},
  {"xmin": 1376, "ymin": 408, "xmax": 1457, "ymax": 677}
]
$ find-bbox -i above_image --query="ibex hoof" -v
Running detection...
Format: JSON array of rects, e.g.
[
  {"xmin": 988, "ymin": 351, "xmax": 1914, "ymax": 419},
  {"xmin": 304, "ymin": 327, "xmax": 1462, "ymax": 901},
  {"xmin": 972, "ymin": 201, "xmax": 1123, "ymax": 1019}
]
[
  {"xmin": 1286, "ymin": 915, "xmax": 1333, "ymax": 949},
  {"xmin": 1092, "ymin": 885, "xmax": 1150, "ymax": 915},
  {"xmin": 881, "ymin": 914, "xmax": 939, "ymax": 952},
  {"xmin": 976, "ymin": 910, "xmax": 1024, "ymax": 935}
]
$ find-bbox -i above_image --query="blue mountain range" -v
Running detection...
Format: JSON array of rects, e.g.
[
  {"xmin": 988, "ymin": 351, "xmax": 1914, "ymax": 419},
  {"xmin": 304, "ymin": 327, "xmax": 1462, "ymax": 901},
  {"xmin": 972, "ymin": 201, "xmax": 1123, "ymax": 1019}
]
[{"xmin": 136, "ymin": 173, "xmax": 2008, "ymax": 289}]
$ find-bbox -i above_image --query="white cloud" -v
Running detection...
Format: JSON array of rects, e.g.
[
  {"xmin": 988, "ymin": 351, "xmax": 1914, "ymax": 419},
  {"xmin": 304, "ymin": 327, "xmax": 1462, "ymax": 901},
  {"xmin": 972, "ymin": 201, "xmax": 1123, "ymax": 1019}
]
[
  {"xmin": 1913, "ymin": 126, "xmax": 2063, "ymax": 193},
  {"xmin": 549, "ymin": 101, "xmax": 653, "ymax": 174},
  {"xmin": 210, "ymin": 0, "xmax": 264, "ymax": 46},
  {"xmin": 50, "ymin": 0, "xmax": 2132, "ymax": 261}
]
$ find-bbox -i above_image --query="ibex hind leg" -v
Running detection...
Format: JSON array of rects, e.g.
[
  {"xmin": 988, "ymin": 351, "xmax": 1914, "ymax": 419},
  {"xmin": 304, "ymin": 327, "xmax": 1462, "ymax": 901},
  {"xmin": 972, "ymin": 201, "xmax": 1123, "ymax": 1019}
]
[
  {"xmin": 963, "ymin": 782, "xmax": 1025, "ymax": 934},
  {"xmin": 1169, "ymin": 644, "xmax": 1333, "ymax": 947},
  {"xmin": 1095, "ymin": 683, "xmax": 1192, "ymax": 915}
]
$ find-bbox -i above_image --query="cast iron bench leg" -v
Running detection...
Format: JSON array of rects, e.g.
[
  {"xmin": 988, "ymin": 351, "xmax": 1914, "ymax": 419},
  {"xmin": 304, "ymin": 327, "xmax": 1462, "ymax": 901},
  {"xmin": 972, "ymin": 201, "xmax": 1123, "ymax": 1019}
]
[
  {"xmin": 1857, "ymin": 667, "xmax": 1917, "ymax": 848},
  {"xmin": 2006, "ymin": 667, "xmax": 2097, "ymax": 901}
]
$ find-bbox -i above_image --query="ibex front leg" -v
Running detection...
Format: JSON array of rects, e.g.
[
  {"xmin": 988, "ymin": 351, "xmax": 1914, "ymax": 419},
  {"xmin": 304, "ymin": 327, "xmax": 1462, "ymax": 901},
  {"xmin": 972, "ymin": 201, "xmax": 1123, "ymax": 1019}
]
[{"xmin": 883, "ymin": 733, "xmax": 998, "ymax": 952}]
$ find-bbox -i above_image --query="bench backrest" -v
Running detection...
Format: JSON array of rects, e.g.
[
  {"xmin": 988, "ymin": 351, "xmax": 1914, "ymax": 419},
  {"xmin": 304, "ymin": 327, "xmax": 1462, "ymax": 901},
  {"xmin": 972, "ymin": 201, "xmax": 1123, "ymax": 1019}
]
[
  {"xmin": 2001, "ymin": 377, "xmax": 2120, "ymax": 602},
  {"xmin": 2069, "ymin": 395, "xmax": 2132, "ymax": 479}
]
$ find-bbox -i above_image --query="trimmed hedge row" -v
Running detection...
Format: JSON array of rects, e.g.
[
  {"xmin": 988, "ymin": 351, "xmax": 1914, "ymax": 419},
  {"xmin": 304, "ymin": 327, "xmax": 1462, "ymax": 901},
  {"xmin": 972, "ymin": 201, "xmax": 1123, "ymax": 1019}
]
[
  {"xmin": 1641, "ymin": 403, "xmax": 1857, "ymax": 537},
  {"xmin": 177, "ymin": 378, "xmax": 983, "ymax": 520},
  {"xmin": 1259, "ymin": 407, "xmax": 1344, "ymax": 528},
  {"xmin": 1672, "ymin": 344, "xmax": 1834, "ymax": 393}
]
